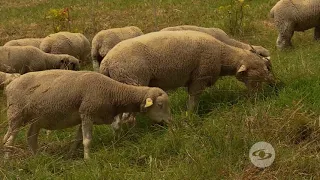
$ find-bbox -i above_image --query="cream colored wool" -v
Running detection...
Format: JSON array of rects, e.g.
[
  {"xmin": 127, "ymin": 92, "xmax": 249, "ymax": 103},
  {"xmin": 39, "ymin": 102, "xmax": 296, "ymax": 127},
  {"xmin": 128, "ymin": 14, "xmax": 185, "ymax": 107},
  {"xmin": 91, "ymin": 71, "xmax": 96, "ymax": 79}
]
[
  {"xmin": 161, "ymin": 25, "xmax": 270, "ymax": 57},
  {"xmin": 91, "ymin": 26, "xmax": 144, "ymax": 71},
  {"xmin": 4, "ymin": 38, "xmax": 43, "ymax": 48},
  {"xmin": 40, "ymin": 32, "xmax": 91, "ymax": 64},
  {"xmin": 100, "ymin": 30, "xmax": 275, "ymax": 111},
  {"xmin": 0, "ymin": 46, "xmax": 80, "ymax": 74},
  {"xmin": 3, "ymin": 70, "xmax": 171, "ymax": 159},
  {"xmin": 270, "ymin": 0, "xmax": 320, "ymax": 49}
]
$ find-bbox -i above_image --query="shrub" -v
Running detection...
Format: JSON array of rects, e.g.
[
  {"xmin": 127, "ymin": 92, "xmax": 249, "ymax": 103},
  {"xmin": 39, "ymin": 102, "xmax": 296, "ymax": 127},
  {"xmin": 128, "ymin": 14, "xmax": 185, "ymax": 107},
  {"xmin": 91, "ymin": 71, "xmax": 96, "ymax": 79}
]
[
  {"xmin": 215, "ymin": 0, "xmax": 253, "ymax": 36},
  {"xmin": 45, "ymin": 8, "xmax": 71, "ymax": 33}
]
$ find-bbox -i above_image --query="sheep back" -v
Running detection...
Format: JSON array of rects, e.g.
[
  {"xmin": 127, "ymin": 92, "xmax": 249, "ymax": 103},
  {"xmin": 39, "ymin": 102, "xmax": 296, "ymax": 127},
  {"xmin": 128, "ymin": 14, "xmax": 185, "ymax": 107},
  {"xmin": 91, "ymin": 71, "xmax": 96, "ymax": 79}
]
[
  {"xmin": 100, "ymin": 30, "xmax": 224, "ymax": 89},
  {"xmin": 270, "ymin": 0, "xmax": 320, "ymax": 31},
  {"xmin": 91, "ymin": 26, "xmax": 144, "ymax": 64},
  {"xmin": 40, "ymin": 32, "xmax": 91, "ymax": 63},
  {"xmin": 4, "ymin": 38, "xmax": 43, "ymax": 48}
]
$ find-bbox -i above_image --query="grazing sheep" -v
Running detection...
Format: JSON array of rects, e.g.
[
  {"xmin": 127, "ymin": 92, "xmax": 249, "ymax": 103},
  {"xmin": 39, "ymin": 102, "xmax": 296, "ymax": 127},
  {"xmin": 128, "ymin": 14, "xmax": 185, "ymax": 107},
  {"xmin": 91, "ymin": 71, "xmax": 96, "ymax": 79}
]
[
  {"xmin": 270, "ymin": 0, "xmax": 320, "ymax": 49},
  {"xmin": 3, "ymin": 38, "xmax": 43, "ymax": 48},
  {"xmin": 91, "ymin": 26, "xmax": 144, "ymax": 71},
  {"xmin": 100, "ymin": 30, "xmax": 275, "ymax": 111},
  {"xmin": 0, "ymin": 46, "xmax": 80, "ymax": 74},
  {"xmin": 160, "ymin": 25, "xmax": 270, "ymax": 58},
  {"xmin": 40, "ymin": 32, "xmax": 91, "ymax": 64},
  {"xmin": 0, "ymin": 72, "xmax": 20, "ymax": 89},
  {"xmin": 3, "ymin": 70, "xmax": 171, "ymax": 159}
]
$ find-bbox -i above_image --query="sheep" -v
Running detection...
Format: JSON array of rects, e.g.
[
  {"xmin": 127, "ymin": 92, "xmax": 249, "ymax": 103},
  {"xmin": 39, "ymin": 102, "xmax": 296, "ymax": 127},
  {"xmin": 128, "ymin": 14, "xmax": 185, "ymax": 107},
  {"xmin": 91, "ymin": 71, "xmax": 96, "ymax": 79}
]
[
  {"xmin": 100, "ymin": 30, "xmax": 276, "ymax": 112},
  {"xmin": 270, "ymin": 0, "xmax": 320, "ymax": 49},
  {"xmin": 0, "ymin": 72, "xmax": 20, "ymax": 89},
  {"xmin": 40, "ymin": 32, "xmax": 91, "ymax": 64},
  {"xmin": 3, "ymin": 38, "xmax": 43, "ymax": 48},
  {"xmin": 0, "ymin": 46, "xmax": 80, "ymax": 74},
  {"xmin": 160, "ymin": 25, "xmax": 270, "ymax": 58},
  {"xmin": 91, "ymin": 26, "xmax": 144, "ymax": 71},
  {"xmin": 3, "ymin": 70, "xmax": 171, "ymax": 159}
]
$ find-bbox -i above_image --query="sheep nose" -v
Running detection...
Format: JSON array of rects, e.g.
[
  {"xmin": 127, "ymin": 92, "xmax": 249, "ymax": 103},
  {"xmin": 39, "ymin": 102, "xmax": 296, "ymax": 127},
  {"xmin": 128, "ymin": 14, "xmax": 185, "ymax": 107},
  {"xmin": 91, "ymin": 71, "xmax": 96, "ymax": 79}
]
[
  {"xmin": 155, "ymin": 118, "xmax": 171, "ymax": 127},
  {"xmin": 164, "ymin": 116, "xmax": 172, "ymax": 125},
  {"xmin": 267, "ymin": 74, "xmax": 276, "ymax": 86}
]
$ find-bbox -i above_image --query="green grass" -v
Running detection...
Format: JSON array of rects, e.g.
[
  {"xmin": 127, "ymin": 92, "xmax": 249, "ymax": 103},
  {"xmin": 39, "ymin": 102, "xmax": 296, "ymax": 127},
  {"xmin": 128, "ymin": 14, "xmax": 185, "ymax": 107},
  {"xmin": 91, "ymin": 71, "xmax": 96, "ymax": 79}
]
[{"xmin": 0, "ymin": 0, "xmax": 320, "ymax": 179}]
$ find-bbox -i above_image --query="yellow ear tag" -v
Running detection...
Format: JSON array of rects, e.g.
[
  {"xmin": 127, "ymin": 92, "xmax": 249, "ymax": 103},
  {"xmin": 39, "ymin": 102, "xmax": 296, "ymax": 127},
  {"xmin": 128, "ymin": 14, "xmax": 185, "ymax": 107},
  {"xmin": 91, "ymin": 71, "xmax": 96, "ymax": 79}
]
[{"xmin": 144, "ymin": 98, "xmax": 153, "ymax": 108}]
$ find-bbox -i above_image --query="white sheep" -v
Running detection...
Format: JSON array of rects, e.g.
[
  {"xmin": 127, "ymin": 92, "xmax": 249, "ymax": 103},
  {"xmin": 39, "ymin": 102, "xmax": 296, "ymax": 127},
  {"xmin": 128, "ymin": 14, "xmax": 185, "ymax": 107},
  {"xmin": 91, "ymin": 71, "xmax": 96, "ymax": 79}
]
[
  {"xmin": 40, "ymin": 32, "xmax": 91, "ymax": 64},
  {"xmin": 0, "ymin": 72, "xmax": 20, "ymax": 89},
  {"xmin": 270, "ymin": 0, "xmax": 320, "ymax": 49},
  {"xmin": 0, "ymin": 46, "xmax": 80, "ymax": 74},
  {"xmin": 91, "ymin": 26, "xmax": 144, "ymax": 71},
  {"xmin": 160, "ymin": 25, "xmax": 270, "ymax": 58},
  {"xmin": 3, "ymin": 70, "xmax": 171, "ymax": 159},
  {"xmin": 3, "ymin": 38, "xmax": 43, "ymax": 48},
  {"xmin": 100, "ymin": 30, "xmax": 275, "ymax": 111}
]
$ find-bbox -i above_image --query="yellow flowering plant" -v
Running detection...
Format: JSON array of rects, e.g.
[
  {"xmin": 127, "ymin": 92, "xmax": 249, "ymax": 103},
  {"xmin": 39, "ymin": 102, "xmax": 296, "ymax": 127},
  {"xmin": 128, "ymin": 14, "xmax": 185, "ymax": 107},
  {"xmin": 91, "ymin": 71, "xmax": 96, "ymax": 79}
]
[{"xmin": 46, "ymin": 7, "xmax": 71, "ymax": 33}]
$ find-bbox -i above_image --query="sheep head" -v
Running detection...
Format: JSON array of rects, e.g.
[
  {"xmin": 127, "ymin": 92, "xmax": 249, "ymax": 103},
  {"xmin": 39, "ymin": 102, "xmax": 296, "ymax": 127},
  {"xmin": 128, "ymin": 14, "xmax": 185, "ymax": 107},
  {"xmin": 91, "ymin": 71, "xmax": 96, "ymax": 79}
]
[
  {"xmin": 59, "ymin": 55, "xmax": 80, "ymax": 71},
  {"xmin": 140, "ymin": 88, "xmax": 172, "ymax": 125},
  {"xmin": 235, "ymin": 50, "xmax": 276, "ymax": 92}
]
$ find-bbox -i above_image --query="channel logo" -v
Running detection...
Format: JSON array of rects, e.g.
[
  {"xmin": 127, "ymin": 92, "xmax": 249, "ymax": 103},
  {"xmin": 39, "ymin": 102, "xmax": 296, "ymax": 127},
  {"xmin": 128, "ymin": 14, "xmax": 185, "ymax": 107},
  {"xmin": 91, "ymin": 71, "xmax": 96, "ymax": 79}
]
[{"xmin": 249, "ymin": 141, "xmax": 275, "ymax": 168}]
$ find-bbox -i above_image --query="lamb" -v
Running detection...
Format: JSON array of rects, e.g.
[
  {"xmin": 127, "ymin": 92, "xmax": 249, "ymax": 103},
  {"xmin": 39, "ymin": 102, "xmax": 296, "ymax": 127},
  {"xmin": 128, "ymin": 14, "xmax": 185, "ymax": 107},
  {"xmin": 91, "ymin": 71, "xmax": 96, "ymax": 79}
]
[
  {"xmin": 0, "ymin": 46, "xmax": 80, "ymax": 74},
  {"xmin": 0, "ymin": 72, "xmax": 20, "ymax": 89},
  {"xmin": 3, "ymin": 70, "xmax": 171, "ymax": 159},
  {"xmin": 91, "ymin": 26, "xmax": 144, "ymax": 71},
  {"xmin": 3, "ymin": 38, "xmax": 43, "ymax": 48},
  {"xmin": 40, "ymin": 32, "xmax": 91, "ymax": 64},
  {"xmin": 270, "ymin": 0, "xmax": 320, "ymax": 49},
  {"xmin": 100, "ymin": 30, "xmax": 276, "ymax": 111},
  {"xmin": 160, "ymin": 25, "xmax": 270, "ymax": 58}
]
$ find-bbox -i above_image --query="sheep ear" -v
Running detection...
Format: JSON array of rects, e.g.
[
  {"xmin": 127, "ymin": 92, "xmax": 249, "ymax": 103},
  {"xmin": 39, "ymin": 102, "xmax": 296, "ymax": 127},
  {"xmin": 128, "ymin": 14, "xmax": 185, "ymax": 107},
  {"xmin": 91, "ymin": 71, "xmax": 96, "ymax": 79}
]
[
  {"xmin": 144, "ymin": 98, "xmax": 153, "ymax": 108},
  {"xmin": 264, "ymin": 56, "xmax": 271, "ymax": 61},
  {"xmin": 249, "ymin": 44, "xmax": 257, "ymax": 53},
  {"xmin": 237, "ymin": 65, "xmax": 247, "ymax": 73},
  {"xmin": 60, "ymin": 59, "xmax": 67, "ymax": 65}
]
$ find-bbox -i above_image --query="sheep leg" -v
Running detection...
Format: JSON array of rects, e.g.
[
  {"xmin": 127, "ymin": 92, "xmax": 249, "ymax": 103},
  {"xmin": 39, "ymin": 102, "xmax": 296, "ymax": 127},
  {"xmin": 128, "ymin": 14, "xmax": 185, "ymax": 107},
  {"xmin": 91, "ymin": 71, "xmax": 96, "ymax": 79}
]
[
  {"xmin": 3, "ymin": 107, "xmax": 23, "ymax": 159},
  {"xmin": 111, "ymin": 113, "xmax": 137, "ymax": 137},
  {"xmin": 111, "ymin": 114, "xmax": 122, "ymax": 132},
  {"xmin": 314, "ymin": 26, "xmax": 320, "ymax": 40},
  {"xmin": 80, "ymin": 114, "xmax": 93, "ymax": 160},
  {"xmin": 3, "ymin": 129, "xmax": 12, "ymax": 145},
  {"xmin": 3, "ymin": 128, "xmax": 18, "ymax": 148},
  {"xmin": 187, "ymin": 95, "xmax": 200, "ymax": 113},
  {"xmin": 3, "ymin": 130, "xmax": 19, "ymax": 159},
  {"xmin": 187, "ymin": 80, "xmax": 208, "ymax": 112},
  {"xmin": 69, "ymin": 125, "xmax": 83, "ymax": 155},
  {"xmin": 276, "ymin": 22, "xmax": 294, "ymax": 49},
  {"xmin": 122, "ymin": 113, "xmax": 136, "ymax": 127},
  {"xmin": 27, "ymin": 123, "xmax": 40, "ymax": 155},
  {"xmin": 92, "ymin": 59, "xmax": 100, "ymax": 72}
]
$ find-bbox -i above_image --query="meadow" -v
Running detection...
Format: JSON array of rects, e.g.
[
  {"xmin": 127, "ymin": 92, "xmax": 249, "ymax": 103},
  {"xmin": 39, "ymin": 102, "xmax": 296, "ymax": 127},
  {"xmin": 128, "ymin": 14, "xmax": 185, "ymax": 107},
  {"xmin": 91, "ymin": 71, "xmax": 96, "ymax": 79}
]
[{"xmin": 0, "ymin": 0, "xmax": 319, "ymax": 179}]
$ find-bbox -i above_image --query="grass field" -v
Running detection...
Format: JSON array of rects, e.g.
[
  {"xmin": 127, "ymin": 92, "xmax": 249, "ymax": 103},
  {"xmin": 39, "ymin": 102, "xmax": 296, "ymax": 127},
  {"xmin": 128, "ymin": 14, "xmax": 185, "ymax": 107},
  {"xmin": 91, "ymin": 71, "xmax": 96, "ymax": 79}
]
[{"xmin": 0, "ymin": 0, "xmax": 320, "ymax": 179}]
